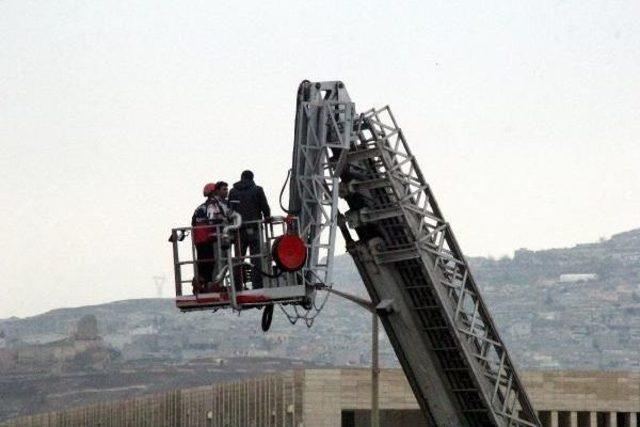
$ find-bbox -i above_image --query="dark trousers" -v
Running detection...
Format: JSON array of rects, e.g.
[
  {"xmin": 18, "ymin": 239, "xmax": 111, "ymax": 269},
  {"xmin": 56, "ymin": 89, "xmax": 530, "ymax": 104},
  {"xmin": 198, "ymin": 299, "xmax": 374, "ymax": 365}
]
[
  {"xmin": 195, "ymin": 243, "xmax": 215, "ymax": 282},
  {"xmin": 238, "ymin": 227, "xmax": 263, "ymax": 289}
]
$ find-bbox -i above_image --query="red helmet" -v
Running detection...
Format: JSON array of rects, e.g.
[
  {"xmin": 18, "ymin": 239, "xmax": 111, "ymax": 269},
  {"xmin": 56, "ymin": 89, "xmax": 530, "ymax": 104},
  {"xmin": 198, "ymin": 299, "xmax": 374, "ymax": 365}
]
[{"xmin": 203, "ymin": 182, "xmax": 216, "ymax": 197}]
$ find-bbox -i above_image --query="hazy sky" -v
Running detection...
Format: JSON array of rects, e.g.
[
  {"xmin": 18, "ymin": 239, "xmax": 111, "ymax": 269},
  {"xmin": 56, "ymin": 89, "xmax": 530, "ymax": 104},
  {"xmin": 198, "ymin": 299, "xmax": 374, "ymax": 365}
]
[{"xmin": 1, "ymin": 1, "xmax": 639, "ymax": 318}]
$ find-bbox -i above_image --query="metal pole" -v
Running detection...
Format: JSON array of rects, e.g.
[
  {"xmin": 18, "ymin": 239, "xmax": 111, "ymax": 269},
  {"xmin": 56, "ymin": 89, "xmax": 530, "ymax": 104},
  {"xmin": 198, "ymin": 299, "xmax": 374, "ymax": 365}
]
[
  {"xmin": 318, "ymin": 284, "xmax": 381, "ymax": 427},
  {"xmin": 171, "ymin": 230, "xmax": 182, "ymax": 296},
  {"xmin": 372, "ymin": 312, "xmax": 379, "ymax": 427}
]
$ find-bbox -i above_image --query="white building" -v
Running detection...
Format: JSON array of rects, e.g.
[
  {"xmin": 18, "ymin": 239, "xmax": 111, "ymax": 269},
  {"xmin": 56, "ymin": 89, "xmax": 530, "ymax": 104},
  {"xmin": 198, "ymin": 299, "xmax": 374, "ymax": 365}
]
[{"xmin": 559, "ymin": 273, "xmax": 598, "ymax": 283}]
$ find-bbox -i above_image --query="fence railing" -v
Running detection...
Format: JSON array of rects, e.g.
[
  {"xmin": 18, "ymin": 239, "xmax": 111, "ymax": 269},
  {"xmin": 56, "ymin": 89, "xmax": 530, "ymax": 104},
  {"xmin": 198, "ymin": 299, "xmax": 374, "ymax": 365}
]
[{"xmin": 2, "ymin": 373, "xmax": 300, "ymax": 427}]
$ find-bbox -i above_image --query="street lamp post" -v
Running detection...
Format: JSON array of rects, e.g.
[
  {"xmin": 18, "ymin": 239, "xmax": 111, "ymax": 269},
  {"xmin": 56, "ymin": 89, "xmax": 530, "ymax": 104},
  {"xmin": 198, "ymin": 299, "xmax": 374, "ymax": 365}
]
[
  {"xmin": 371, "ymin": 312, "xmax": 379, "ymax": 427},
  {"xmin": 316, "ymin": 285, "xmax": 390, "ymax": 427}
]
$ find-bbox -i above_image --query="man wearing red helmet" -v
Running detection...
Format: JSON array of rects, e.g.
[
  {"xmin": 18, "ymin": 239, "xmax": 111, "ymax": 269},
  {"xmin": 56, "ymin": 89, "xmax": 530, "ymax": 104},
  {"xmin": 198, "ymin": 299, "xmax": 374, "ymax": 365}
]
[{"xmin": 191, "ymin": 183, "xmax": 218, "ymax": 293}]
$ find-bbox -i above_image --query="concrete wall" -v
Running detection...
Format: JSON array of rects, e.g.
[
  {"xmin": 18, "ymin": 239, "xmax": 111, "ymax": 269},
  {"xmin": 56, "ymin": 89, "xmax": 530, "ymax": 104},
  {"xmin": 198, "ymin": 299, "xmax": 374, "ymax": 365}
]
[
  {"xmin": 523, "ymin": 371, "xmax": 640, "ymax": 413},
  {"xmin": 3, "ymin": 368, "xmax": 640, "ymax": 427},
  {"xmin": 522, "ymin": 371, "xmax": 640, "ymax": 427},
  {"xmin": 300, "ymin": 369, "xmax": 640, "ymax": 427}
]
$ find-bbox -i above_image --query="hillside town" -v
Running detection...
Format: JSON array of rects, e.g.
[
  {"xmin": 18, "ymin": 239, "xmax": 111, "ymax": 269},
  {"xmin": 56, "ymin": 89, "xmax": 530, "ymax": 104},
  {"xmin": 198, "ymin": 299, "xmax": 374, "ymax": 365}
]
[
  {"xmin": 1, "ymin": 229, "xmax": 640, "ymax": 421},
  {"xmin": 2, "ymin": 229, "xmax": 640, "ymax": 373}
]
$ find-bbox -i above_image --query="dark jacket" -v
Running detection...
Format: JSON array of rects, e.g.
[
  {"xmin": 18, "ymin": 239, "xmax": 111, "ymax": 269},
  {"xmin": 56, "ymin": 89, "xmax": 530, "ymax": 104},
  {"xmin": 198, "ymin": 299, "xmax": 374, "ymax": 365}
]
[
  {"xmin": 192, "ymin": 200, "xmax": 212, "ymax": 226},
  {"xmin": 191, "ymin": 198, "xmax": 232, "ymax": 226},
  {"xmin": 228, "ymin": 179, "xmax": 271, "ymax": 223}
]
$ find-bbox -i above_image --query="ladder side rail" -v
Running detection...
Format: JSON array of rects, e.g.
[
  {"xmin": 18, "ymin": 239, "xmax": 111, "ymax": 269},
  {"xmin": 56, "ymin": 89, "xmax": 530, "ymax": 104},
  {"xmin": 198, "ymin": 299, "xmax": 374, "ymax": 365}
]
[
  {"xmin": 345, "ymin": 240, "xmax": 457, "ymax": 426},
  {"xmin": 376, "ymin": 108, "xmax": 538, "ymax": 425},
  {"xmin": 286, "ymin": 82, "xmax": 538, "ymax": 426},
  {"xmin": 345, "ymin": 127, "xmax": 492, "ymax": 424},
  {"xmin": 359, "ymin": 119, "xmax": 503, "ymax": 425},
  {"xmin": 441, "ymin": 225, "xmax": 538, "ymax": 424},
  {"xmin": 345, "ymin": 121, "xmax": 536, "ymax": 425},
  {"xmin": 364, "ymin": 107, "xmax": 539, "ymax": 426},
  {"xmin": 347, "ymin": 196, "xmax": 494, "ymax": 423},
  {"xmin": 379, "ymin": 105, "xmax": 521, "ymax": 363}
]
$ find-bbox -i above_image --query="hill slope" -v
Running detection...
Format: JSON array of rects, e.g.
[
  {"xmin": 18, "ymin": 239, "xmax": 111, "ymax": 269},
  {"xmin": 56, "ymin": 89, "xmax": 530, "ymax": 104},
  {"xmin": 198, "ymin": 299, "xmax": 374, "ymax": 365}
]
[
  {"xmin": 2, "ymin": 229, "xmax": 640, "ymax": 372},
  {"xmin": 1, "ymin": 229, "xmax": 640, "ymax": 421}
]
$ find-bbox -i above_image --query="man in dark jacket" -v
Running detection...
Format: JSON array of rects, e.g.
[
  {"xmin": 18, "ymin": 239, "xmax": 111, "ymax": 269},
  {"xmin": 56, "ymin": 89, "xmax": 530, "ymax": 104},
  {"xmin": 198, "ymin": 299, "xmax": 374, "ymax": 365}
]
[{"xmin": 228, "ymin": 170, "xmax": 271, "ymax": 289}]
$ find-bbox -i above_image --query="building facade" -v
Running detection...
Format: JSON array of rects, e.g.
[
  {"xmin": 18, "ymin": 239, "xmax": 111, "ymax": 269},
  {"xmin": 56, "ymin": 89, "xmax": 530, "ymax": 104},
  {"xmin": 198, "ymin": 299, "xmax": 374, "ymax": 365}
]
[{"xmin": 2, "ymin": 369, "xmax": 639, "ymax": 427}]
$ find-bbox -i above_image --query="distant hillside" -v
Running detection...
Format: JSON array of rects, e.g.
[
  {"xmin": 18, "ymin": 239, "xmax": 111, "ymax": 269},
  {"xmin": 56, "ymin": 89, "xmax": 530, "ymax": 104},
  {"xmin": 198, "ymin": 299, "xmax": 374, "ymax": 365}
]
[
  {"xmin": 2, "ymin": 229, "xmax": 640, "ymax": 369},
  {"xmin": 1, "ymin": 228, "xmax": 640, "ymax": 421},
  {"xmin": 469, "ymin": 228, "xmax": 640, "ymax": 285}
]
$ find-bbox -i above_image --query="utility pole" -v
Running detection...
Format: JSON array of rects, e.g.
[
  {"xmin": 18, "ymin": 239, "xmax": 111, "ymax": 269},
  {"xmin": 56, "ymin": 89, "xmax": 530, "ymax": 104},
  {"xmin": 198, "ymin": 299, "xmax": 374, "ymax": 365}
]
[
  {"xmin": 316, "ymin": 284, "xmax": 383, "ymax": 427},
  {"xmin": 371, "ymin": 312, "xmax": 380, "ymax": 427},
  {"xmin": 153, "ymin": 275, "xmax": 166, "ymax": 298}
]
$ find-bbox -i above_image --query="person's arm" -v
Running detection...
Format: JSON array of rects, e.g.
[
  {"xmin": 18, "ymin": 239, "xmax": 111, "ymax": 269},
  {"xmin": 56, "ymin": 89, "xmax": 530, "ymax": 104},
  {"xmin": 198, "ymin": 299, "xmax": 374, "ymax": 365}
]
[
  {"xmin": 222, "ymin": 199, "xmax": 235, "ymax": 219},
  {"xmin": 191, "ymin": 205, "xmax": 202, "ymax": 226},
  {"xmin": 258, "ymin": 187, "xmax": 271, "ymax": 219},
  {"xmin": 228, "ymin": 188, "xmax": 240, "ymax": 209}
]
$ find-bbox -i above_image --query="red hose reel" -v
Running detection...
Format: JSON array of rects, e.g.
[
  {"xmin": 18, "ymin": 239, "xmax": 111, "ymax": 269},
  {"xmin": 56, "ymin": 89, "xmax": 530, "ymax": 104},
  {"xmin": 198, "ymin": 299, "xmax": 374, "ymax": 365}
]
[{"xmin": 272, "ymin": 234, "xmax": 307, "ymax": 272}]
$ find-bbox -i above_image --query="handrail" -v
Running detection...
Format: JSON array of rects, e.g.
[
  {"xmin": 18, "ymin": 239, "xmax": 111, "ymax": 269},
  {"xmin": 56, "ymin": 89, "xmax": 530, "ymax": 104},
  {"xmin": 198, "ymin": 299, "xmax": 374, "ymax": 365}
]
[
  {"xmin": 222, "ymin": 211, "xmax": 242, "ymax": 236},
  {"xmin": 170, "ymin": 215, "xmax": 302, "ymax": 307}
]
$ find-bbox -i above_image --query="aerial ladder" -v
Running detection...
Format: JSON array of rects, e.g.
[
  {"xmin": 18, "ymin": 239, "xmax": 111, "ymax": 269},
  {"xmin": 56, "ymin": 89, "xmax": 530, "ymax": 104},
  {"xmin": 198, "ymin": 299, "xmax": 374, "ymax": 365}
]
[{"xmin": 170, "ymin": 81, "xmax": 540, "ymax": 426}]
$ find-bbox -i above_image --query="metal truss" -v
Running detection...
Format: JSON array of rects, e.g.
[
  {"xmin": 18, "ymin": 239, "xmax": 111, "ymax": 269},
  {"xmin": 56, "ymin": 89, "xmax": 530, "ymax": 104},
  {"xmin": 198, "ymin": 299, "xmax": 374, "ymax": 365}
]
[
  {"xmin": 288, "ymin": 81, "xmax": 354, "ymax": 289},
  {"xmin": 285, "ymin": 80, "xmax": 538, "ymax": 424},
  {"xmin": 342, "ymin": 105, "xmax": 539, "ymax": 426}
]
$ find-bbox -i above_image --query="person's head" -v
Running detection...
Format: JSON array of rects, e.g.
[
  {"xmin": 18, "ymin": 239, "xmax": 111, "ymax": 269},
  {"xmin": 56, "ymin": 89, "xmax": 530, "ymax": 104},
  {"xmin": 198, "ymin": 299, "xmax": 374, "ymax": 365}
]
[
  {"xmin": 240, "ymin": 170, "xmax": 254, "ymax": 181},
  {"xmin": 203, "ymin": 182, "xmax": 216, "ymax": 199},
  {"xmin": 215, "ymin": 181, "xmax": 229, "ymax": 199}
]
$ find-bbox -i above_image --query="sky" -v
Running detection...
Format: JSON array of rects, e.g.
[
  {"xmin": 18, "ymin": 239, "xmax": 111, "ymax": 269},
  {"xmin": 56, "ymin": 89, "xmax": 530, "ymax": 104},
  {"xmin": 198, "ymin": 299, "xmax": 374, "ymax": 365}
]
[{"xmin": 1, "ymin": 1, "xmax": 639, "ymax": 318}]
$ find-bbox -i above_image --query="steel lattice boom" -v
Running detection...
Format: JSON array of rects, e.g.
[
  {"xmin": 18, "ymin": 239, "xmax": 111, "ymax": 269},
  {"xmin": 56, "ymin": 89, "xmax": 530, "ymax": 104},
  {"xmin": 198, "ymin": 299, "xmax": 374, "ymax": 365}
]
[
  {"xmin": 288, "ymin": 81, "xmax": 353, "ymax": 288},
  {"xmin": 289, "ymin": 81, "xmax": 540, "ymax": 426}
]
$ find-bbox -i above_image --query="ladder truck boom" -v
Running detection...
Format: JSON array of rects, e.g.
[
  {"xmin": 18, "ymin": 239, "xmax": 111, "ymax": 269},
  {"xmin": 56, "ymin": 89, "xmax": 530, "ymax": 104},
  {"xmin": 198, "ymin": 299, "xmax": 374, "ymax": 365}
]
[
  {"xmin": 287, "ymin": 81, "xmax": 354, "ymax": 291},
  {"xmin": 288, "ymin": 81, "xmax": 540, "ymax": 427},
  {"xmin": 170, "ymin": 80, "xmax": 540, "ymax": 426}
]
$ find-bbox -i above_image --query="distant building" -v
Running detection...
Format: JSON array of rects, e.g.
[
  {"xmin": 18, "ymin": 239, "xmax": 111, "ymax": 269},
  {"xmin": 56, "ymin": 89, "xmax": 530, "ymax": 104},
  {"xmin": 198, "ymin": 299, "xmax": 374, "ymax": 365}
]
[
  {"xmin": 73, "ymin": 315, "xmax": 99, "ymax": 340},
  {"xmin": 2, "ymin": 316, "xmax": 116, "ymax": 374},
  {"xmin": 559, "ymin": 273, "xmax": 598, "ymax": 283}
]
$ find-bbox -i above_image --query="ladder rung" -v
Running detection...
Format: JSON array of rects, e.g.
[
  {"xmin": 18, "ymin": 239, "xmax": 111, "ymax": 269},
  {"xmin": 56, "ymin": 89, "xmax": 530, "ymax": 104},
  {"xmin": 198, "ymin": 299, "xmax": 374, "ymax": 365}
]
[
  {"xmin": 404, "ymin": 285, "xmax": 431, "ymax": 290},
  {"xmin": 347, "ymin": 206, "xmax": 403, "ymax": 228},
  {"xmin": 374, "ymin": 247, "xmax": 420, "ymax": 263},
  {"xmin": 347, "ymin": 147, "xmax": 380, "ymax": 162},
  {"xmin": 361, "ymin": 206, "xmax": 403, "ymax": 222},
  {"xmin": 413, "ymin": 305, "xmax": 441, "ymax": 310},
  {"xmin": 349, "ymin": 177, "xmax": 391, "ymax": 191},
  {"xmin": 422, "ymin": 326, "xmax": 449, "ymax": 331},
  {"xmin": 444, "ymin": 367, "xmax": 470, "ymax": 372},
  {"xmin": 461, "ymin": 409, "xmax": 490, "ymax": 413}
]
